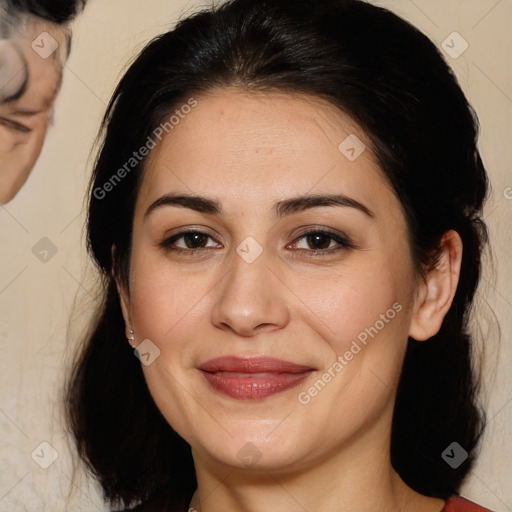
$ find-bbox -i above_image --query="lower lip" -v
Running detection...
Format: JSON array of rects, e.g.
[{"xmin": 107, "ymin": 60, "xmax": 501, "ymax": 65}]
[{"xmin": 200, "ymin": 370, "xmax": 314, "ymax": 400}]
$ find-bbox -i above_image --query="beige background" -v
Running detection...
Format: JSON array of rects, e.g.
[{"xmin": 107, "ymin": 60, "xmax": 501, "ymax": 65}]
[{"xmin": 0, "ymin": 0, "xmax": 511, "ymax": 510}]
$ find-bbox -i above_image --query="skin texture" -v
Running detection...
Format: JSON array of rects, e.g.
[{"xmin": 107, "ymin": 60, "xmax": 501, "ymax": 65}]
[
  {"xmin": 0, "ymin": 16, "xmax": 68, "ymax": 204},
  {"xmin": 0, "ymin": 39, "xmax": 26, "ymax": 101},
  {"xmin": 117, "ymin": 89, "xmax": 462, "ymax": 512}
]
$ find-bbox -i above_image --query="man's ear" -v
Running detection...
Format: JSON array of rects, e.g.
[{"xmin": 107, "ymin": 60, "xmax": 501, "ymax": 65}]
[
  {"xmin": 408, "ymin": 230, "xmax": 463, "ymax": 341},
  {"xmin": 111, "ymin": 245, "xmax": 133, "ymax": 344}
]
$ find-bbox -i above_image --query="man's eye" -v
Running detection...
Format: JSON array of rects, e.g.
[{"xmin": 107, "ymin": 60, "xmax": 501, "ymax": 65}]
[{"xmin": 0, "ymin": 117, "xmax": 31, "ymax": 133}]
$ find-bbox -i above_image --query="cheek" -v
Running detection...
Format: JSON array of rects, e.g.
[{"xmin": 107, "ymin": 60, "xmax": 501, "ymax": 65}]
[
  {"xmin": 127, "ymin": 254, "xmax": 209, "ymax": 439},
  {"xmin": 0, "ymin": 133, "xmax": 47, "ymax": 203},
  {"xmin": 128, "ymin": 250, "xmax": 212, "ymax": 350},
  {"xmin": 21, "ymin": 129, "xmax": 49, "ymax": 179},
  {"xmin": 31, "ymin": 120, "xmax": 49, "ymax": 155},
  {"xmin": 8, "ymin": 124, "xmax": 48, "ymax": 172},
  {"xmin": 305, "ymin": 260, "xmax": 411, "ymax": 350},
  {"xmin": 0, "ymin": 130, "xmax": 14, "ymax": 152},
  {"xmin": 295, "ymin": 269, "xmax": 411, "ymax": 437},
  {"xmin": 301, "ymin": 250, "xmax": 414, "ymax": 412}
]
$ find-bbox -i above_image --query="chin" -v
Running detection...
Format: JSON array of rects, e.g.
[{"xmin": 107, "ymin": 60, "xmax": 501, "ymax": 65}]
[{"xmin": 190, "ymin": 424, "xmax": 314, "ymax": 473}]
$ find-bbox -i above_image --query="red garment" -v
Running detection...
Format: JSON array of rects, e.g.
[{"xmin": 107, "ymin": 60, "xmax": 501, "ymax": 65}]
[
  {"xmin": 443, "ymin": 495, "xmax": 493, "ymax": 511},
  {"xmin": 120, "ymin": 493, "xmax": 494, "ymax": 511}
]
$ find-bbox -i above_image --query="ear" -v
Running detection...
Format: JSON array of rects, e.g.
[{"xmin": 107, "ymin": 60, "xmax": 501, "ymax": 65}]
[
  {"xmin": 408, "ymin": 230, "xmax": 463, "ymax": 341},
  {"xmin": 111, "ymin": 245, "xmax": 134, "ymax": 346}
]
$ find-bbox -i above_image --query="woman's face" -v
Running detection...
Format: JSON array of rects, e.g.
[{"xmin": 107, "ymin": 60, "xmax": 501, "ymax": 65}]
[{"xmin": 120, "ymin": 89, "xmax": 422, "ymax": 474}]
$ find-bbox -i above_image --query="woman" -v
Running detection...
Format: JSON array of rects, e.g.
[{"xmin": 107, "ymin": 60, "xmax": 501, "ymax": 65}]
[{"xmin": 65, "ymin": 0, "xmax": 494, "ymax": 510}]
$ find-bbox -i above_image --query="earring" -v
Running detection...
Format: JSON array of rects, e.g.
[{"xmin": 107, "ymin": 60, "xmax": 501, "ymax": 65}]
[{"xmin": 127, "ymin": 329, "xmax": 135, "ymax": 342}]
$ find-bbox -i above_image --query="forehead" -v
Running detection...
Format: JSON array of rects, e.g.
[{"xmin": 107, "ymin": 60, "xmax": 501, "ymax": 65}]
[
  {"xmin": 5, "ymin": 18, "xmax": 69, "ymax": 110},
  {"xmin": 5, "ymin": 12, "xmax": 70, "ymax": 54},
  {"xmin": 138, "ymin": 89, "xmax": 397, "ymax": 217},
  {"xmin": 147, "ymin": 89, "xmax": 366, "ymax": 172}
]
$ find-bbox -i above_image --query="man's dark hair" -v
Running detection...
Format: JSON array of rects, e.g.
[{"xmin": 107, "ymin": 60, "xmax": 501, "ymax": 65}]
[{"xmin": 4, "ymin": 0, "xmax": 86, "ymax": 24}]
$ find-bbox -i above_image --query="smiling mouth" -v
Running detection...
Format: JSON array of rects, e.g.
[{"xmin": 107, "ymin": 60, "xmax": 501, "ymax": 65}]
[{"xmin": 198, "ymin": 356, "xmax": 316, "ymax": 400}]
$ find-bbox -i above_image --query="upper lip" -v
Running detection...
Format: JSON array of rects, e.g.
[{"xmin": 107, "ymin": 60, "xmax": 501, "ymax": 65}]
[{"xmin": 198, "ymin": 356, "xmax": 315, "ymax": 373}]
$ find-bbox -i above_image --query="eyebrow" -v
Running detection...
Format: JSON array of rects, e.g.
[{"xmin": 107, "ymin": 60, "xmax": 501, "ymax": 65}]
[{"xmin": 144, "ymin": 192, "xmax": 375, "ymax": 220}]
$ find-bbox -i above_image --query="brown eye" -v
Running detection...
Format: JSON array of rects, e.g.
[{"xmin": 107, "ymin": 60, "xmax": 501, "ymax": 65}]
[
  {"xmin": 160, "ymin": 230, "xmax": 221, "ymax": 252},
  {"xmin": 288, "ymin": 229, "xmax": 356, "ymax": 255},
  {"xmin": 305, "ymin": 233, "xmax": 334, "ymax": 250},
  {"xmin": 182, "ymin": 232, "xmax": 209, "ymax": 248}
]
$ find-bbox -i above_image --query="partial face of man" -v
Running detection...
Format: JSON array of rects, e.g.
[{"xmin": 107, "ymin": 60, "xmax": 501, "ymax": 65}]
[{"xmin": 0, "ymin": 15, "xmax": 69, "ymax": 203}]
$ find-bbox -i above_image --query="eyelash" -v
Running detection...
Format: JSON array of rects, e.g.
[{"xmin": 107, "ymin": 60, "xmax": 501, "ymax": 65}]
[
  {"xmin": 0, "ymin": 117, "xmax": 31, "ymax": 133},
  {"xmin": 159, "ymin": 228, "xmax": 355, "ymax": 257}
]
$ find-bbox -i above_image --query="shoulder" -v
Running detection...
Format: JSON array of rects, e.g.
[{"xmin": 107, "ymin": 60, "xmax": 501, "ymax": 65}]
[{"xmin": 443, "ymin": 495, "xmax": 495, "ymax": 512}]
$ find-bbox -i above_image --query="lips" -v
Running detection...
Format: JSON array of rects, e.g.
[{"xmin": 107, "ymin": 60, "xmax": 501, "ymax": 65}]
[{"xmin": 198, "ymin": 356, "xmax": 316, "ymax": 400}]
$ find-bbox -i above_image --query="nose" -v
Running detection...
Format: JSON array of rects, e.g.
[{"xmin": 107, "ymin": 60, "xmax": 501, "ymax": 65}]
[{"xmin": 210, "ymin": 247, "xmax": 291, "ymax": 337}]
